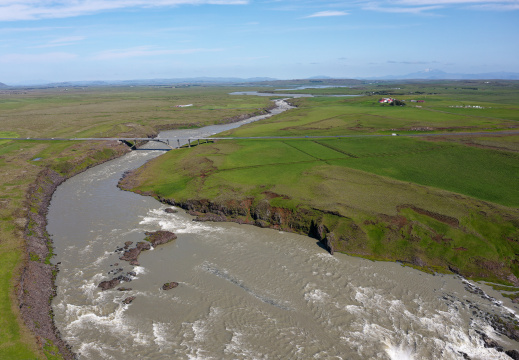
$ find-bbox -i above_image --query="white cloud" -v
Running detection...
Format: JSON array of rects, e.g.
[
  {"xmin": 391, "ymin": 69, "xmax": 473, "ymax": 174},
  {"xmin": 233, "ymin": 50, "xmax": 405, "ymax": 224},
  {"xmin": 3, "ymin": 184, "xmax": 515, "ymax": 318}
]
[
  {"xmin": 0, "ymin": 0, "xmax": 249, "ymax": 21},
  {"xmin": 369, "ymin": 0, "xmax": 519, "ymax": 12},
  {"xmin": 0, "ymin": 52, "xmax": 77, "ymax": 63},
  {"xmin": 92, "ymin": 46, "xmax": 223, "ymax": 60},
  {"xmin": 32, "ymin": 36, "xmax": 86, "ymax": 48},
  {"xmin": 363, "ymin": 3, "xmax": 442, "ymax": 13},
  {"xmin": 396, "ymin": 0, "xmax": 517, "ymax": 4},
  {"xmin": 305, "ymin": 10, "xmax": 349, "ymax": 18}
]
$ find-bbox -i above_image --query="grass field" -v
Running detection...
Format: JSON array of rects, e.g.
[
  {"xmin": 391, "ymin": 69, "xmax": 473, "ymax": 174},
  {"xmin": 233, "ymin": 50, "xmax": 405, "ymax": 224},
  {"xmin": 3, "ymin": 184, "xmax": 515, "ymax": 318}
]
[
  {"xmin": 127, "ymin": 81, "xmax": 519, "ymax": 285},
  {"xmin": 1, "ymin": 81, "xmax": 519, "ymax": 358}
]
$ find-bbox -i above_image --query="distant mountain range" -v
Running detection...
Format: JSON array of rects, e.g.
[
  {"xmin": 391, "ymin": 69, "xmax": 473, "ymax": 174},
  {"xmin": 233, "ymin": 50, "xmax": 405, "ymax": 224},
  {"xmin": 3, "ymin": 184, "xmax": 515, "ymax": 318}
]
[
  {"xmin": 366, "ymin": 69, "xmax": 519, "ymax": 80},
  {"xmin": 2, "ymin": 71, "xmax": 519, "ymax": 88}
]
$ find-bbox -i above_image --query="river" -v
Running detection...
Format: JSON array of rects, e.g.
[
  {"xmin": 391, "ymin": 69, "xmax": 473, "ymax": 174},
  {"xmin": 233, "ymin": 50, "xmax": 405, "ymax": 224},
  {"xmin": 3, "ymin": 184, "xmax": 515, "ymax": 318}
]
[{"xmin": 48, "ymin": 99, "xmax": 518, "ymax": 359}]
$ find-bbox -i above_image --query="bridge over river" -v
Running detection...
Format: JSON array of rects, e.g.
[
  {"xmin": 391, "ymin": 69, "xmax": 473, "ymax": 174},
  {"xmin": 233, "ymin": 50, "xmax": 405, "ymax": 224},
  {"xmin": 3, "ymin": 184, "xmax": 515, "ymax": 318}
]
[{"xmin": 1, "ymin": 129, "xmax": 518, "ymax": 150}]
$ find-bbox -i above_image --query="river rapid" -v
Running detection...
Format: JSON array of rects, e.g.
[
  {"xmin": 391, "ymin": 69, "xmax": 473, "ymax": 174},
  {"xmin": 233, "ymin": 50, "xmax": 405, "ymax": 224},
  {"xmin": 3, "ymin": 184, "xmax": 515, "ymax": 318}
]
[{"xmin": 48, "ymin": 99, "xmax": 519, "ymax": 359}]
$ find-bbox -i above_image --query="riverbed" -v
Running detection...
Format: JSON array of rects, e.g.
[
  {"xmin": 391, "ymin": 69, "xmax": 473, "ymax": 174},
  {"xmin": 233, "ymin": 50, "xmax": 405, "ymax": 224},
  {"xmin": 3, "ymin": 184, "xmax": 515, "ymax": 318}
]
[{"xmin": 48, "ymin": 100, "xmax": 519, "ymax": 359}]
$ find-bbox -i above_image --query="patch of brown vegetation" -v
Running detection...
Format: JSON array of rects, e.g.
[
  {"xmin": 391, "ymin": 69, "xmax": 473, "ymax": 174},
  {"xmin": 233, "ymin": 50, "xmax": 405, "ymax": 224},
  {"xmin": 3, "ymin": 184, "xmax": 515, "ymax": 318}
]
[
  {"xmin": 262, "ymin": 191, "xmax": 290, "ymax": 200},
  {"xmin": 398, "ymin": 204, "xmax": 460, "ymax": 227}
]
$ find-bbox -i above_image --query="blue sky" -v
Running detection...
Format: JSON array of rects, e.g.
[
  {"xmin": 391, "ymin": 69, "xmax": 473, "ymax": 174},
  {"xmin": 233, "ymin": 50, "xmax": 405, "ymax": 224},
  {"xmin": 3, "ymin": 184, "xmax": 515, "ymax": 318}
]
[{"xmin": 0, "ymin": 0, "xmax": 518, "ymax": 84}]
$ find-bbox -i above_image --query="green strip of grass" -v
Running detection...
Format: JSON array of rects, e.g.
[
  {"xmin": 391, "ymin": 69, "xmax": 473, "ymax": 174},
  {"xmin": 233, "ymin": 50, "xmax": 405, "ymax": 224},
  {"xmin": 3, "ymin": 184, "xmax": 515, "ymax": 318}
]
[{"xmin": 0, "ymin": 250, "xmax": 38, "ymax": 359}]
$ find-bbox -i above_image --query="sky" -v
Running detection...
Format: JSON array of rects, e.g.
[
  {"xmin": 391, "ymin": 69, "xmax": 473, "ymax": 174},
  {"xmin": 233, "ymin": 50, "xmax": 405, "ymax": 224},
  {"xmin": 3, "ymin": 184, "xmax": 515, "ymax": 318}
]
[{"xmin": 0, "ymin": 0, "xmax": 518, "ymax": 84}]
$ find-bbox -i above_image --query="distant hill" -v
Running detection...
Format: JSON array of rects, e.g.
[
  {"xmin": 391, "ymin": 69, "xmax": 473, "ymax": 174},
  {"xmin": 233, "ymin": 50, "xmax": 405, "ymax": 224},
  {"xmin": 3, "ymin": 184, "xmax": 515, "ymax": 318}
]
[
  {"xmin": 44, "ymin": 77, "xmax": 279, "ymax": 87},
  {"xmin": 0, "ymin": 82, "xmax": 8, "ymax": 88},
  {"xmin": 369, "ymin": 69, "xmax": 519, "ymax": 80}
]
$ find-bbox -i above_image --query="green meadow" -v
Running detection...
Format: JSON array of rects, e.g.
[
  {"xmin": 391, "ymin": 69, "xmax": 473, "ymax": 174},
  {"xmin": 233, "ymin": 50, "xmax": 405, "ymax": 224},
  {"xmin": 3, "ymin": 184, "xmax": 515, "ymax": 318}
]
[
  {"xmin": 128, "ymin": 81, "xmax": 519, "ymax": 284},
  {"xmin": 1, "ymin": 81, "xmax": 519, "ymax": 358}
]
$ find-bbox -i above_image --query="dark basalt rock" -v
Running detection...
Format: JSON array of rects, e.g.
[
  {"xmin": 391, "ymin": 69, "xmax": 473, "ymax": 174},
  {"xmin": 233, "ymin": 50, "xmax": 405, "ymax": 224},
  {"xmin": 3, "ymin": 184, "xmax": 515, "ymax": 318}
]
[
  {"xmin": 98, "ymin": 273, "xmax": 134, "ymax": 291},
  {"xmin": 165, "ymin": 208, "xmax": 178, "ymax": 213},
  {"xmin": 162, "ymin": 282, "xmax": 179, "ymax": 290},
  {"xmin": 98, "ymin": 278, "xmax": 121, "ymax": 291},
  {"xmin": 506, "ymin": 350, "xmax": 519, "ymax": 360},
  {"xmin": 145, "ymin": 230, "xmax": 177, "ymax": 247},
  {"xmin": 117, "ymin": 287, "xmax": 132, "ymax": 291},
  {"xmin": 119, "ymin": 233, "xmax": 176, "ymax": 266},
  {"xmin": 254, "ymin": 219, "xmax": 269, "ymax": 228},
  {"xmin": 122, "ymin": 296, "xmax": 135, "ymax": 304}
]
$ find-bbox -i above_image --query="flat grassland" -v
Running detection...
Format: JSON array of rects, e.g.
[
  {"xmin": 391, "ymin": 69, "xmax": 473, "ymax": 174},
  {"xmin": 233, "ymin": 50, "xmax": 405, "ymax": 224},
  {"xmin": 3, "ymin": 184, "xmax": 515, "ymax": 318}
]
[
  {"xmin": 0, "ymin": 86, "xmax": 272, "ymax": 359},
  {"xmin": 2, "ymin": 81, "xmax": 519, "ymax": 358},
  {"xmin": 126, "ymin": 81, "xmax": 519, "ymax": 286}
]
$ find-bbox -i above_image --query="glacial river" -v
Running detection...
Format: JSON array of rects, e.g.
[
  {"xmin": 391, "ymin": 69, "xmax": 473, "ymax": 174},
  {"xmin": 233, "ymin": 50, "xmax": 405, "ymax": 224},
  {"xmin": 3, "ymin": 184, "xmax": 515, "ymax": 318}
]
[{"xmin": 48, "ymin": 99, "xmax": 518, "ymax": 359}]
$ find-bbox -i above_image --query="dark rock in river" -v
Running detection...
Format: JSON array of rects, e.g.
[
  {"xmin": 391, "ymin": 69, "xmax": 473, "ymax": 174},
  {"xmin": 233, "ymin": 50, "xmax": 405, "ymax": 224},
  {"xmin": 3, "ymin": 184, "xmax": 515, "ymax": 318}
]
[
  {"xmin": 98, "ymin": 273, "xmax": 134, "ymax": 291},
  {"xmin": 117, "ymin": 287, "xmax": 132, "ymax": 291},
  {"xmin": 120, "ymin": 247, "xmax": 142, "ymax": 262},
  {"xmin": 162, "ymin": 282, "xmax": 179, "ymax": 290},
  {"xmin": 506, "ymin": 350, "xmax": 519, "ymax": 360},
  {"xmin": 119, "ymin": 232, "xmax": 175, "ymax": 265},
  {"xmin": 165, "ymin": 208, "xmax": 178, "ymax": 213},
  {"xmin": 137, "ymin": 241, "xmax": 152, "ymax": 250},
  {"xmin": 98, "ymin": 278, "xmax": 121, "ymax": 291},
  {"xmin": 145, "ymin": 230, "xmax": 177, "ymax": 247},
  {"xmin": 124, "ymin": 241, "xmax": 133, "ymax": 247},
  {"xmin": 122, "ymin": 296, "xmax": 136, "ymax": 304}
]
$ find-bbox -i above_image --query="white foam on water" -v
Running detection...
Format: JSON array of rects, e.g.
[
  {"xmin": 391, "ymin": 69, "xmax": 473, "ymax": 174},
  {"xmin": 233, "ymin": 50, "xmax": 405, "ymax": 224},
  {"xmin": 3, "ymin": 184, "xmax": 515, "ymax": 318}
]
[
  {"xmin": 304, "ymin": 287, "xmax": 330, "ymax": 304},
  {"xmin": 91, "ymin": 250, "xmax": 114, "ymax": 266},
  {"xmin": 65, "ymin": 301, "xmax": 152, "ymax": 347},
  {"xmin": 132, "ymin": 265, "xmax": 147, "ymax": 276},
  {"xmin": 180, "ymin": 307, "xmax": 222, "ymax": 360},
  {"xmin": 78, "ymin": 341, "xmax": 117, "ymax": 360},
  {"xmin": 313, "ymin": 252, "xmax": 339, "ymax": 263},
  {"xmin": 79, "ymin": 280, "xmax": 99, "ymax": 301},
  {"xmin": 152, "ymin": 322, "xmax": 173, "ymax": 348},
  {"xmin": 140, "ymin": 208, "xmax": 223, "ymax": 235},
  {"xmin": 223, "ymin": 329, "xmax": 264, "ymax": 360},
  {"xmin": 384, "ymin": 341, "xmax": 416, "ymax": 360}
]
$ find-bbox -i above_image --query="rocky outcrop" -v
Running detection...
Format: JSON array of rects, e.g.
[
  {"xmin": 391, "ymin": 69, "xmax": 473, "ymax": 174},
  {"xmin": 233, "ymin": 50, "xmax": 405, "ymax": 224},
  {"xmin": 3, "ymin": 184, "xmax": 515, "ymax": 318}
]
[
  {"xmin": 145, "ymin": 230, "xmax": 177, "ymax": 247},
  {"xmin": 98, "ymin": 278, "xmax": 121, "ymax": 291},
  {"xmin": 119, "ymin": 231, "xmax": 177, "ymax": 266},
  {"xmin": 162, "ymin": 282, "xmax": 179, "ymax": 290},
  {"xmin": 164, "ymin": 197, "xmax": 338, "ymax": 255},
  {"xmin": 119, "ymin": 241, "xmax": 151, "ymax": 265},
  {"xmin": 98, "ymin": 273, "xmax": 134, "ymax": 291},
  {"xmin": 122, "ymin": 296, "xmax": 135, "ymax": 304}
]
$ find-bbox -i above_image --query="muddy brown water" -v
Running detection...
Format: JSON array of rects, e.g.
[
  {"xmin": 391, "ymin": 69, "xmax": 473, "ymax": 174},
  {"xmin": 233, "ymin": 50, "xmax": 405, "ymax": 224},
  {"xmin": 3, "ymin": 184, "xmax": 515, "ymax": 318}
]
[{"xmin": 48, "ymin": 100, "xmax": 519, "ymax": 359}]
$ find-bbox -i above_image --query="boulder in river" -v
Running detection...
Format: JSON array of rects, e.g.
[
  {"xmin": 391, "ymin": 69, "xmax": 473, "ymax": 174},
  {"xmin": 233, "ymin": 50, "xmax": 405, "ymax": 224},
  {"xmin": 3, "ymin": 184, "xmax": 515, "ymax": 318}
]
[
  {"xmin": 145, "ymin": 231, "xmax": 177, "ymax": 247},
  {"xmin": 98, "ymin": 278, "xmax": 121, "ymax": 291},
  {"xmin": 122, "ymin": 296, "xmax": 136, "ymax": 304},
  {"xmin": 165, "ymin": 208, "xmax": 178, "ymax": 214},
  {"xmin": 162, "ymin": 282, "xmax": 179, "ymax": 290}
]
